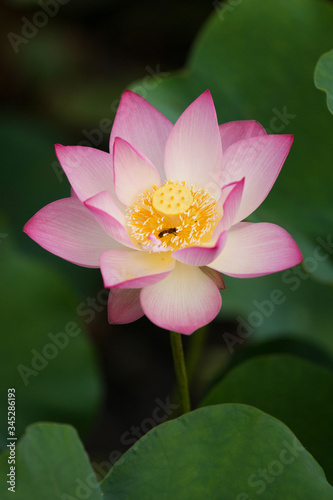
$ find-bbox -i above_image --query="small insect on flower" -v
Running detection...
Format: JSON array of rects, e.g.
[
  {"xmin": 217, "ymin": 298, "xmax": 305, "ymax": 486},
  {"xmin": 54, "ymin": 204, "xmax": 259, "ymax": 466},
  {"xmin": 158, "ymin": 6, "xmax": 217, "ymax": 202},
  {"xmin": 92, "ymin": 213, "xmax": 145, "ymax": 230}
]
[{"xmin": 158, "ymin": 228, "xmax": 178, "ymax": 238}]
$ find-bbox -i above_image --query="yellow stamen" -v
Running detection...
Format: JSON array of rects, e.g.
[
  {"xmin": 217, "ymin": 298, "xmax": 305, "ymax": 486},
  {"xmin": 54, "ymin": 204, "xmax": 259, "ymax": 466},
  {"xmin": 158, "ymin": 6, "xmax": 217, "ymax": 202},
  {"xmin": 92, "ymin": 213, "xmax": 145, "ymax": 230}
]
[{"xmin": 126, "ymin": 180, "xmax": 222, "ymax": 252}]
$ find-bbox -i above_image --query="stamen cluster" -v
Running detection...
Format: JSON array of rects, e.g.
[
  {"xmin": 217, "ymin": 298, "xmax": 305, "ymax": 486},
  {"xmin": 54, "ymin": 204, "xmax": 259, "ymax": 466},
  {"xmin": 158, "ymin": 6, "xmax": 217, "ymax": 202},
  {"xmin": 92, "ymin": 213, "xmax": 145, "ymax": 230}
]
[{"xmin": 126, "ymin": 180, "xmax": 221, "ymax": 251}]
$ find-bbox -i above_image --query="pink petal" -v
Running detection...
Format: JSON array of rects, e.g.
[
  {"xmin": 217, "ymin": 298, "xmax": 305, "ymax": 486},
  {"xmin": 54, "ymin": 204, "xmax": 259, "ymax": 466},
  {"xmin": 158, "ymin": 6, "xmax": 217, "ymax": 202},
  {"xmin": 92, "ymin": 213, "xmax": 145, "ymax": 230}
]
[
  {"xmin": 172, "ymin": 231, "xmax": 228, "ymax": 267},
  {"xmin": 221, "ymin": 134, "xmax": 293, "ymax": 223},
  {"xmin": 201, "ymin": 267, "xmax": 226, "ymax": 290},
  {"xmin": 219, "ymin": 120, "xmax": 266, "ymax": 151},
  {"xmin": 164, "ymin": 90, "xmax": 223, "ymax": 188},
  {"xmin": 84, "ymin": 191, "xmax": 136, "ymax": 249},
  {"xmin": 84, "ymin": 190, "xmax": 124, "ymax": 224},
  {"xmin": 113, "ymin": 137, "xmax": 161, "ymax": 206},
  {"xmin": 100, "ymin": 250, "xmax": 175, "ymax": 288},
  {"xmin": 208, "ymin": 222, "xmax": 303, "ymax": 278},
  {"xmin": 108, "ymin": 288, "xmax": 144, "ymax": 324},
  {"xmin": 24, "ymin": 197, "xmax": 121, "ymax": 267},
  {"xmin": 110, "ymin": 90, "xmax": 173, "ymax": 179},
  {"xmin": 214, "ymin": 178, "xmax": 245, "ymax": 237},
  {"xmin": 140, "ymin": 263, "xmax": 222, "ymax": 335},
  {"xmin": 55, "ymin": 145, "xmax": 118, "ymax": 203}
]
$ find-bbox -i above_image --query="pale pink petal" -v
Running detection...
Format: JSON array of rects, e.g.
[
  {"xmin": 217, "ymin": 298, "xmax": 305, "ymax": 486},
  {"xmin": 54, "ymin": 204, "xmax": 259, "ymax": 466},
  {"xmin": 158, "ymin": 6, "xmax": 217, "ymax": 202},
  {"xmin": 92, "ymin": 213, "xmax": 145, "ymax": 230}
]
[
  {"xmin": 221, "ymin": 135, "xmax": 293, "ymax": 223},
  {"xmin": 213, "ymin": 178, "xmax": 245, "ymax": 238},
  {"xmin": 55, "ymin": 144, "xmax": 118, "ymax": 203},
  {"xmin": 164, "ymin": 90, "xmax": 223, "ymax": 187},
  {"xmin": 220, "ymin": 178, "xmax": 245, "ymax": 229},
  {"xmin": 201, "ymin": 267, "xmax": 226, "ymax": 290},
  {"xmin": 208, "ymin": 222, "xmax": 303, "ymax": 278},
  {"xmin": 24, "ymin": 197, "xmax": 121, "ymax": 267},
  {"xmin": 108, "ymin": 288, "xmax": 144, "ymax": 324},
  {"xmin": 100, "ymin": 250, "xmax": 175, "ymax": 288},
  {"xmin": 219, "ymin": 120, "xmax": 266, "ymax": 151},
  {"xmin": 140, "ymin": 262, "xmax": 222, "ymax": 335},
  {"xmin": 110, "ymin": 90, "xmax": 173, "ymax": 179},
  {"xmin": 113, "ymin": 137, "xmax": 161, "ymax": 206},
  {"xmin": 84, "ymin": 190, "xmax": 125, "ymax": 224},
  {"xmin": 172, "ymin": 231, "xmax": 228, "ymax": 267},
  {"xmin": 84, "ymin": 191, "xmax": 136, "ymax": 249}
]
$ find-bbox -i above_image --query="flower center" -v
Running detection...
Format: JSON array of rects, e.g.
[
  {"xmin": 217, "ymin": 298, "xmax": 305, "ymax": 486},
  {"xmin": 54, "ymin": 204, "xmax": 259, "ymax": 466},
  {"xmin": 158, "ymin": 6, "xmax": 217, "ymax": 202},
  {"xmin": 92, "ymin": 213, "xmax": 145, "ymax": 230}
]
[
  {"xmin": 152, "ymin": 184, "xmax": 193, "ymax": 217},
  {"xmin": 126, "ymin": 180, "xmax": 221, "ymax": 252}
]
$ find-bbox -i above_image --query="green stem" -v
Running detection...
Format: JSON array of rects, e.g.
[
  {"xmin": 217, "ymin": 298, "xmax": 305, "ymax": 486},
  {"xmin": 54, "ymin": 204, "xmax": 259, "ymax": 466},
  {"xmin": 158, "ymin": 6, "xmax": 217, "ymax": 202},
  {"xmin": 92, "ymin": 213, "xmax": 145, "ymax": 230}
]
[
  {"xmin": 170, "ymin": 331, "xmax": 191, "ymax": 414},
  {"xmin": 185, "ymin": 326, "xmax": 208, "ymax": 387}
]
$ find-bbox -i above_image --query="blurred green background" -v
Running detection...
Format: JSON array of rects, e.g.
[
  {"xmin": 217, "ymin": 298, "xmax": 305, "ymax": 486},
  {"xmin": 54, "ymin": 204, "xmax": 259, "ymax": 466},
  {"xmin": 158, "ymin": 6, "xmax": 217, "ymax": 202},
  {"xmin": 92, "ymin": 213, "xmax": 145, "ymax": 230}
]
[{"xmin": 1, "ymin": 0, "xmax": 333, "ymax": 479}]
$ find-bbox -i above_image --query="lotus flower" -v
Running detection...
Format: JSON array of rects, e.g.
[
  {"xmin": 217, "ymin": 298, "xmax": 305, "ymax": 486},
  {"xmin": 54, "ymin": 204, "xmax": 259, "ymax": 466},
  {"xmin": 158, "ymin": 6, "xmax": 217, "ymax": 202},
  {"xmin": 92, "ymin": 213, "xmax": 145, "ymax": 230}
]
[{"xmin": 24, "ymin": 90, "xmax": 302, "ymax": 334}]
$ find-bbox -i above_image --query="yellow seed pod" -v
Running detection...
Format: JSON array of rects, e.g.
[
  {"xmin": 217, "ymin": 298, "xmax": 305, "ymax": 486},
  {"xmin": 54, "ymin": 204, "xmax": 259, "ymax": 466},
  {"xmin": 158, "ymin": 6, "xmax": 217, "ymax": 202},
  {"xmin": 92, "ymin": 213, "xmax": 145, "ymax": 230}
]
[{"xmin": 152, "ymin": 184, "xmax": 193, "ymax": 216}]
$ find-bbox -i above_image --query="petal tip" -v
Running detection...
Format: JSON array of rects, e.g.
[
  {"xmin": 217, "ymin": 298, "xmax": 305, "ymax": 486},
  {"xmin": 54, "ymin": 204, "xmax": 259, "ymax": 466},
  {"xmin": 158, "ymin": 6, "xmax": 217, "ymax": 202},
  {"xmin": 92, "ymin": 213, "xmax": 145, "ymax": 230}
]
[
  {"xmin": 285, "ymin": 134, "xmax": 294, "ymax": 145},
  {"xmin": 294, "ymin": 246, "xmax": 303, "ymax": 266},
  {"xmin": 23, "ymin": 214, "xmax": 39, "ymax": 239},
  {"xmin": 120, "ymin": 89, "xmax": 147, "ymax": 107},
  {"xmin": 197, "ymin": 88, "xmax": 214, "ymax": 105},
  {"xmin": 54, "ymin": 143, "xmax": 66, "ymax": 156},
  {"xmin": 22, "ymin": 219, "xmax": 31, "ymax": 236}
]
